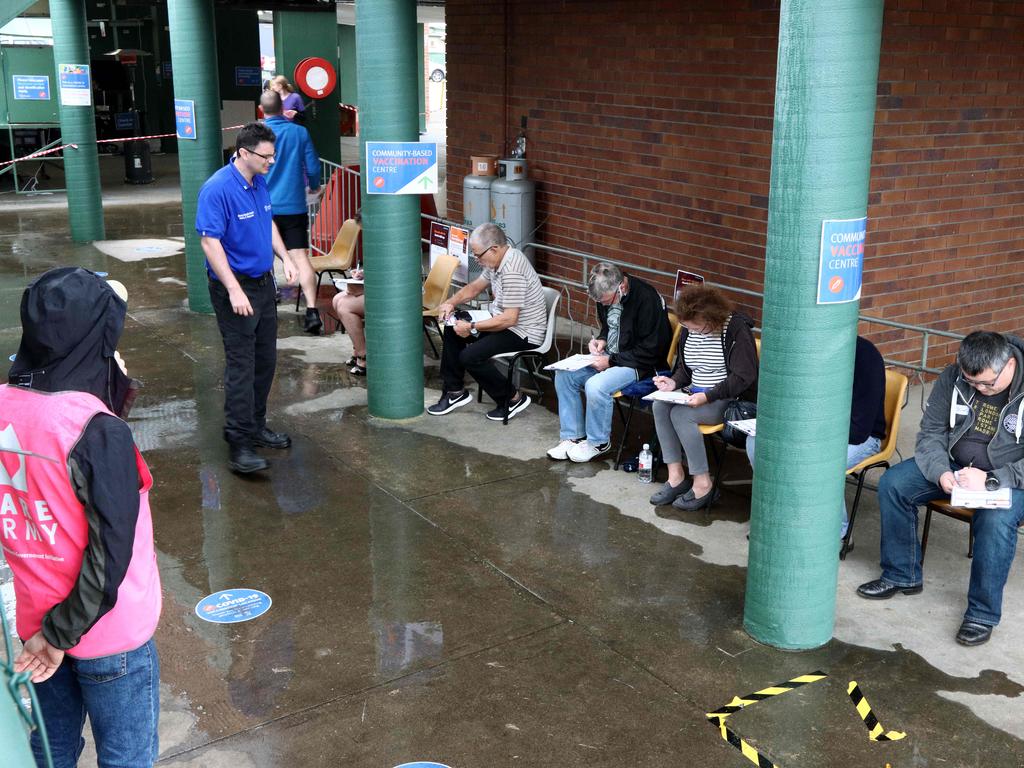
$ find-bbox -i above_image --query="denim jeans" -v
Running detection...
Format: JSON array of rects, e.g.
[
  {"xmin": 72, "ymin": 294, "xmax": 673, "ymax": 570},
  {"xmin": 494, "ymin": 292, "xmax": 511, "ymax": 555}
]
[
  {"xmin": 31, "ymin": 638, "xmax": 160, "ymax": 768},
  {"xmin": 554, "ymin": 365, "xmax": 637, "ymax": 444},
  {"xmin": 878, "ymin": 457, "xmax": 1024, "ymax": 626},
  {"xmin": 747, "ymin": 434, "xmax": 881, "ymax": 529}
]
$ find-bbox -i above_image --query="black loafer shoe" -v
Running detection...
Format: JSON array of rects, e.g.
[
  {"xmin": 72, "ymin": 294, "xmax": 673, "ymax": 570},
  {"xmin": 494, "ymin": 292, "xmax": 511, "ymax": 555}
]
[
  {"xmin": 671, "ymin": 486, "xmax": 720, "ymax": 512},
  {"xmin": 956, "ymin": 620, "xmax": 993, "ymax": 646},
  {"xmin": 229, "ymin": 446, "xmax": 269, "ymax": 474},
  {"xmin": 253, "ymin": 427, "xmax": 292, "ymax": 449},
  {"xmin": 649, "ymin": 477, "xmax": 694, "ymax": 505},
  {"xmin": 303, "ymin": 308, "xmax": 323, "ymax": 334},
  {"xmin": 856, "ymin": 578, "xmax": 923, "ymax": 600}
]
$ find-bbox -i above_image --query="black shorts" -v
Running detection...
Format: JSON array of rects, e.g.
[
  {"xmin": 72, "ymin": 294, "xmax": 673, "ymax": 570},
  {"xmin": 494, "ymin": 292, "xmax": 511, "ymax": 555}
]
[{"xmin": 273, "ymin": 213, "xmax": 310, "ymax": 251}]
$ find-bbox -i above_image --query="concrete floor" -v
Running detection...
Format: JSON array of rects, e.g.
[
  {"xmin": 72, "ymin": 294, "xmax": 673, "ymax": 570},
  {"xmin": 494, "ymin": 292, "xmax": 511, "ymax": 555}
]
[{"xmin": 2, "ymin": 194, "xmax": 1024, "ymax": 768}]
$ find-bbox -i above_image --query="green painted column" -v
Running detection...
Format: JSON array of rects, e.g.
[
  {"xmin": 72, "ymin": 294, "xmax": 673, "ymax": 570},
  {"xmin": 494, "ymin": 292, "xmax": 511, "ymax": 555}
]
[
  {"xmin": 50, "ymin": 0, "xmax": 104, "ymax": 243},
  {"xmin": 744, "ymin": 0, "xmax": 884, "ymax": 649},
  {"xmin": 357, "ymin": 0, "xmax": 423, "ymax": 419},
  {"xmin": 168, "ymin": 0, "xmax": 222, "ymax": 314}
]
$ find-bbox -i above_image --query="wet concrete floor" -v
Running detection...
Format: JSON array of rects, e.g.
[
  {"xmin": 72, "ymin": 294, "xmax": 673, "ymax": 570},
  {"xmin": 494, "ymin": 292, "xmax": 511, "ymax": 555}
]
[{"xmin": 2, "ymin": 201, "xmax": 1024, "ymax": 767}]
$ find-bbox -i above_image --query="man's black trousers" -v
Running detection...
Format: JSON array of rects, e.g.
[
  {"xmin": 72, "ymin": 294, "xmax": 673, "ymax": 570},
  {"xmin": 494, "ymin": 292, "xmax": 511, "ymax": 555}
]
[
  {"xmin": 209, "ymin": 273, "xmax": 278, "ymax": 447},
  {"xmin": 441, "ymin": 326, "xmax": 531, "ymax": 405}
]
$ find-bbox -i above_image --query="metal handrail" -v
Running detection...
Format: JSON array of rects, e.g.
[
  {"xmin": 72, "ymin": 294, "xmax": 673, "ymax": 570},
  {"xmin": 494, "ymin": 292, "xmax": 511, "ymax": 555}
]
[{"xmin": 311, "ymin": 158, "xmax": 962, "ymax": 376}]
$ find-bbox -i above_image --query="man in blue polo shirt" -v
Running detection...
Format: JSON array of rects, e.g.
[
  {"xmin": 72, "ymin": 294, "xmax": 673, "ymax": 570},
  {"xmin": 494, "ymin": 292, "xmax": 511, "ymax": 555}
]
[
  {"xmin": 261, "ymin": 90, "xmax": 322, "ymax": 334},
  {"xmin": 197, "ymin": 121, "xmax": 298, "ymax": 474}
]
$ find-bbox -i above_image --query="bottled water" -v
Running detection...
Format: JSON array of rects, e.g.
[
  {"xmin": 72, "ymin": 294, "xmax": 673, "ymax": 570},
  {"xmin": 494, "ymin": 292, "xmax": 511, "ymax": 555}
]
[{"xmin": 638, "ymin": 444, "xmax": 653, "ymax": 484}]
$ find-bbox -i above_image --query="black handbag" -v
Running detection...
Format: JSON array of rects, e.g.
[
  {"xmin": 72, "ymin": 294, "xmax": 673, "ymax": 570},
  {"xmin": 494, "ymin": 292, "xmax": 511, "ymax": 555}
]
[{"xmin": 721, "ymin": 399, "xmax": 757, "ymax": 449}]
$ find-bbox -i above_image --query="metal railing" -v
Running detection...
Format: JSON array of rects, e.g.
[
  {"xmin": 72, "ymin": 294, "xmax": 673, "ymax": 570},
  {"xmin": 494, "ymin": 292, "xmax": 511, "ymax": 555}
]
[{"xmin": 309, "ymin": 159, "xmax": 963, "ymax": 380}]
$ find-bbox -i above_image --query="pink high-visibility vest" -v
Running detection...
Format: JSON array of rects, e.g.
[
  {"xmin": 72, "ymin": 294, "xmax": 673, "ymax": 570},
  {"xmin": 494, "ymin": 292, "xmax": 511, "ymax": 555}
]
[{"xmin": 0, "ymin": 385, "xmax": 160, "ymax": 658}]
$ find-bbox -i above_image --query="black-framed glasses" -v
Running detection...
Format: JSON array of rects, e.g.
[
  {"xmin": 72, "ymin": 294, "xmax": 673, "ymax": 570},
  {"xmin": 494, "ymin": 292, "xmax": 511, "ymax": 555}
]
[
  {"xmin": 243, "ymin": 147, "xmax": 275, "ymax": 161},
  {"xmin": 472, "ymin": 245, "xmax": 496, "ymax": 260},
  {"xmin": 962, "ymin": 358, "xmax": 1011, "ymax": 389}
]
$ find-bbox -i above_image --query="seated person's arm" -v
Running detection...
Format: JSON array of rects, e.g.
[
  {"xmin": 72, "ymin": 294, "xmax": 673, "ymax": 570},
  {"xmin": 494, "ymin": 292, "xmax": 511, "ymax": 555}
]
[
  {"xmin": 705, "ymin": 325, "xmax": 758, "ymax": 402},
  {"xmin": 475, "ymin": 306, "xmax": 519, "ymax": 332},
  {"xmin": 914, "ymin": 366, "xmax": 959, "ymax": 485},
  {"xmin": 608, "ymin": 293, "xmax": 664, "ymax": 370},
  {"xmin": 438, "ymin": 276, "xmax": 490, "ymax": 319}
]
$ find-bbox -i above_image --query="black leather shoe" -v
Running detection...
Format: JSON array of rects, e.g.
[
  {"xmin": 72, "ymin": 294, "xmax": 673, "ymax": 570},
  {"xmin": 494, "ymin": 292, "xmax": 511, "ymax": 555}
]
[
  {"xmin": 671, "ymin": 486, "xmax": 720, "ymax": 512},
  {"xmin": 253, "ymin": 427, "xmax": 291, "ymax": 449},
  {"xmin": 303, "ymin": 307, "xmax": 323, "ymax": 334},
  {"xmin": 956, "ymin": 620, "xmax": 993, "ymax": 646},
  {"xmin": 856, "ymin": 578, "xmax": 923, "ymax": 600},
  {"xmin": 229, "ymin": 445, "xmax": 269, "ymax": 474}
]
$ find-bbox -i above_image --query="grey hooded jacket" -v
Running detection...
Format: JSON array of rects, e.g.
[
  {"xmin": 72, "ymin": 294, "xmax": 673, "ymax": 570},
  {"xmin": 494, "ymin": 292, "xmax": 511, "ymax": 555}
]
[{"xmin": 915, "ymin": 334, "xmax": 1024, "ymax": 489}]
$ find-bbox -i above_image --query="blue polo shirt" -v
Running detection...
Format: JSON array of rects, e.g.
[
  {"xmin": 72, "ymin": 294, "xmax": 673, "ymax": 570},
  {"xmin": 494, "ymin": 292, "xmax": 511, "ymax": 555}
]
[{"xmin": 196, "ymin": 161, "xmax": 274, "ymax": 279}]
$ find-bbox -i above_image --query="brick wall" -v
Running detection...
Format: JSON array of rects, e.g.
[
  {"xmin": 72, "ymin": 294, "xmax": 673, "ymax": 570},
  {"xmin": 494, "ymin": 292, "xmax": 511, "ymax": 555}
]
[{"xmin": 445, "ymin": 0, "xmax": 1024, "ymax": 369}]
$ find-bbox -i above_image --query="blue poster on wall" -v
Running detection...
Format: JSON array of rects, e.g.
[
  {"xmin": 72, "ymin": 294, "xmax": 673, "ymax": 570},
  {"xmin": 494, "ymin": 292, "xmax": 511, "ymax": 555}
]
[
  {"xmin": 817, "ymin": 217, "xmax": 867, "ymax": 305},
  {"xmin": 235, "ymin": 66, "xmax": 261, "ymax": 87},
  {"xmin": 13, "ymin": 75, "xmax": 50, "ymax": 101},
  {"xmin": 174, "ymin": 99, "xmax": 197, "ymax": 140},
  {"xmin": 365, "ymin": 142, "xmax": 438, "ymax": 195}
]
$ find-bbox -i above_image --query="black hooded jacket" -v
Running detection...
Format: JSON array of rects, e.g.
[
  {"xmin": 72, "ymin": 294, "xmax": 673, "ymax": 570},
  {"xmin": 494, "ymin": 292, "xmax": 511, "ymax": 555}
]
[{"xmin": 6, "ymin": 267, "xmax": 142, "ymax": 650}]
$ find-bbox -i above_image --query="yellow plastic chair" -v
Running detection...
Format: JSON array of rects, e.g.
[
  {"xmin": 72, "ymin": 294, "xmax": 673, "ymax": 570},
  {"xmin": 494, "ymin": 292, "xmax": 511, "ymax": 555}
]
[
  {"xmin": 300, "ymin": 218, "xmax": 361, "ymax": 310},
  {"xmin": 840, "ymin": 368, "xmax": 909, "ymax": 559},
  {"xmin": 421, "ymin": 254, "xmax": 460, "ymax": 358}
]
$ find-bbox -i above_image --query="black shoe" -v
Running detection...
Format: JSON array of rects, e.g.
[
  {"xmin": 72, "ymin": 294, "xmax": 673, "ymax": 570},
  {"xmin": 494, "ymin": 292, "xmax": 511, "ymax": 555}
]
[
  {"xmin": 855, "ymin": 578, "xmax": 923, "ymax": 600},
  {"xmin": 649, "ymin": 478, "xmax": 694, "ymax": 505},
  {"xmin": 486, "ymin": 393, "xmax": 531, "ymax": 421},
  {"xmin": 671, "ymin": 486, "xmax": 720, "ymax": 511},
  {"xmin": 229, "ymin": 445, "xmax": 269, "ymax": 474},
  {"xmin": 956, "ymin": 620, "xmax": 993, "ymax": 646},
  {"xmin": 253, "ymin": 427, "xmax": 291, "ymax": 449},
  {"xmin": 427, "ymin": 390, "xmax": 471, "ymax": 415},
  {"xmin": 303, "ymin": 308, "xmax": 323, "ymax": 334}
]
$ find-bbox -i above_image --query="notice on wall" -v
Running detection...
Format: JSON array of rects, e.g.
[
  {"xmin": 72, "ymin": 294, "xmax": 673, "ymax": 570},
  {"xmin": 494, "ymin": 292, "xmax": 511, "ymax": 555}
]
[
  {"xmin": 817, "ymin": 216, "xmax": 867, "ymax": 305},
  {"xmin": 365, "ymin": 142, "xmax": 438, "ymax": 195},
  {"xmin": 58, "ymin": 64, "xmax": 91, "ymax": 106},
  {"xmin": 174, "ymin": 99, "xmax": 197, "ymax": 140},
  {"xmin": 13, "ymin": 75, "xmax": 50, "ymax": 101},
  {"xmin": 673, "ymin": 269, "xmax": 704, "ymax": 300},
  {"xmin": 234, "ymin": 65, "xmax": 261, "ymax": 87},
  {"xmin": 429, "ymin": 221, "xmax": 469, "ymax": 284}
]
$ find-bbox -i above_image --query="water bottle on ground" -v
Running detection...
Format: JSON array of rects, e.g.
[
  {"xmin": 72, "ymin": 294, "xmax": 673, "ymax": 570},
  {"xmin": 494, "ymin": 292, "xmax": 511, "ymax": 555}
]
[{"xmin": 638, "ymin": 444, "xmax": 653, "ymax": 484}]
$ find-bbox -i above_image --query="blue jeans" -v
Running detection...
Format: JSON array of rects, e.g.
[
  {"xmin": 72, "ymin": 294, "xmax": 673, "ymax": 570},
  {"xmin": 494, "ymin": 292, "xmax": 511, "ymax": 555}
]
[
  {"xmin": 746, "ymin": 435, "xmax": 881, "ymax": 528},
  {"xmin": 878, "ymin": 458, "xmax": 1024, "ymax": 626},
  {"xmin": 31, "ymin": 639, "xmax": 160, "ymax": 768},
  {"xmin": 554, "ymin": 365, "xmax": 638, "ymax": 444}
]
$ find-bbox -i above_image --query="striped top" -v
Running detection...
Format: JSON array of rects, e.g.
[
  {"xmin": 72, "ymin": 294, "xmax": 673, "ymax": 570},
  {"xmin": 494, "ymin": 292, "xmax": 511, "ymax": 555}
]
[
  {"xmin": 481, "ymin": 247, "xmax": 547, "ymax": 346},
  {"xmin": 683, "ymin": 316, "xmax": 729, "ymax": 389}
]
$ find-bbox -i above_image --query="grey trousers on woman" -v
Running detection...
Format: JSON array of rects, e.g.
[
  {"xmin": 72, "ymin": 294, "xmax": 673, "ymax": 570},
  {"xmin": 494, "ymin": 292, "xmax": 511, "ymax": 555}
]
[{"xmin": 652, "ymin": 399, "xmax": 731, "ymax": 475}]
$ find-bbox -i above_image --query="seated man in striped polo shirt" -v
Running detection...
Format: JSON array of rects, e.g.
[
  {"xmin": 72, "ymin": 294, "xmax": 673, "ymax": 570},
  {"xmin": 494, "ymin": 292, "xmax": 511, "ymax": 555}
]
[{"xmin": 428, "ymin": 223, "xmax": 548, "ymax": 421}]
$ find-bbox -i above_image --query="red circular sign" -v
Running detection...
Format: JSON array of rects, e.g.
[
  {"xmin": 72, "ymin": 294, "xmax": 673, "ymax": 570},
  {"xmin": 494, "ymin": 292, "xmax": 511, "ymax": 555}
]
[
  {"xmin": 294, "ymin": 57, "xmax": 337, "ymax": 99},
  {"xmin": 829, "ymin": 276, "xmax": 844, "ymax": 293},
  {"xmin": 373, "ymin": 176, "xmax": 385, "ymax": 189}
]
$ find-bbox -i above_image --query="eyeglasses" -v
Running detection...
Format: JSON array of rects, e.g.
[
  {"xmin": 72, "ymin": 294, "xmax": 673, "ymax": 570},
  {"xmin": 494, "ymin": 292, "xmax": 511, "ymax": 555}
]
[
  {"xmin": 472, "ymin": 245, "xmax": 496, "ymax": 260},
  {"xmin": 244, "ymin": 148, "xmax": 275, "ymax": 162},
  {"xmin": 962, "ymin": 359, "xmax": 1010, "ymax": 390}
]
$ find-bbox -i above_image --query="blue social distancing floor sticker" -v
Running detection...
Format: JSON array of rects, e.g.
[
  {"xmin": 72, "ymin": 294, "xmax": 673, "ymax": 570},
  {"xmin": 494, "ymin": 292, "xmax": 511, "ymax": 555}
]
[
  {"xmin": 393, "ymin": 763, "xmax": 452, "ymax": 768},
  {"xmin": 195, "ymin": 588, "xmax": 272, "ymax": 624}
]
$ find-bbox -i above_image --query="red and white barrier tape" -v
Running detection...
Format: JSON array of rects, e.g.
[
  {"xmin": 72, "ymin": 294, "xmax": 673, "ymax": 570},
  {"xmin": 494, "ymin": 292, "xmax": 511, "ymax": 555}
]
[{"xmin": 0, "ymin": 124, "xmax": 245, "ymax": 169}]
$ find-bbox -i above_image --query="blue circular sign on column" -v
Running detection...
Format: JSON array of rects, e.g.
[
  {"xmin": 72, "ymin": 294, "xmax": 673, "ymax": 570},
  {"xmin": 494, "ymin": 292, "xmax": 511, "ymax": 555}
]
[{"xmin": 195, "ymin": 588, "xmax": 272, "ymax": 624}]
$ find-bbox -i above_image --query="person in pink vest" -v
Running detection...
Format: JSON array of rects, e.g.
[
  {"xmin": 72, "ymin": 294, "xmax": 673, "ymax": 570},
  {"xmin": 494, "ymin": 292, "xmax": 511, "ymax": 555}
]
[{"xmin": 1, "ymin": 267, "xmax": 161, "ymax": 768}]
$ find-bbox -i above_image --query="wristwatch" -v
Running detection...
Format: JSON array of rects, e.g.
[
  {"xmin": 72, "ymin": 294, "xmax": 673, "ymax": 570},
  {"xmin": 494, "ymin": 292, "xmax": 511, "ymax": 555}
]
[
  {"xmin": 985, "ymin": 472, "xmax": 1001, "ymax": 491},
  {"xmin": 470, "ymin": 322, "xmax": 479, "ymax": 337}
]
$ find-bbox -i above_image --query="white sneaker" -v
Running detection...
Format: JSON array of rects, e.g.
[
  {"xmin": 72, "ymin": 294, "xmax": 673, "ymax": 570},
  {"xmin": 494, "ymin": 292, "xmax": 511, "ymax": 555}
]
[
  {"xmin": 567, "ymin": 440, "xmax": 611, "ymax": 463},
  {"xmin": 547, "ymin": 438, "xmax": 583, "ymax": 460}
]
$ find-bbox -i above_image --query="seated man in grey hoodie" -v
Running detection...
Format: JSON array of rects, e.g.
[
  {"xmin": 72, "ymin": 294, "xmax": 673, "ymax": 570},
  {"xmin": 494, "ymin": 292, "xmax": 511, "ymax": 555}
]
[{"xmin": 857, "ymin": 331, "xmax": 1024, "ymax": 647}]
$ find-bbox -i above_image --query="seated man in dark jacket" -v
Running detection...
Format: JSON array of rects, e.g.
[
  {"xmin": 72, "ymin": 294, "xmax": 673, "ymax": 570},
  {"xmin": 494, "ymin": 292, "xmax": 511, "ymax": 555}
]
[
  {"xmin": 857, "ymin": 331, "xmax": 1024, "ymax": 647},
  {"xmin": 547, "ymin": 262, "xmax": 672, "ymax": 462}
]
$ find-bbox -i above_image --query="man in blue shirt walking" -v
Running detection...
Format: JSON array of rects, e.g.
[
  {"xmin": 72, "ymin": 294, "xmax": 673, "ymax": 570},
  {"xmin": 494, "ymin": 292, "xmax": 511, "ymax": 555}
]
[
  {"xmin": 261, "ymin": 90, "xmax": 323, "ymax": 333},
  {"xmin": 196, "ymin": 122, "xmax": 298, "ymax": 474}
]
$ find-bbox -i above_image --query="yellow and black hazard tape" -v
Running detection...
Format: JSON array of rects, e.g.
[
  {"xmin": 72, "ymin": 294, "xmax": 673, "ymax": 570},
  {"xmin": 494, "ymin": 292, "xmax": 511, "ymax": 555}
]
[
  {"xmin": 847, "ymin": 681, "xmax": 907, "ymax": 742},
  {"xmin": 706, "ymin": 671, "xmax": 828, "ymax": 767}
]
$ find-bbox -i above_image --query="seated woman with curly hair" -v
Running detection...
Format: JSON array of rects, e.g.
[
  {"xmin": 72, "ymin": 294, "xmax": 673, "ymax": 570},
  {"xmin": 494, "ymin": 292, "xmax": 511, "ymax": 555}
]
[{"xmin": 649, "ymin": 284, "xmax": 758, "ymax": 511}]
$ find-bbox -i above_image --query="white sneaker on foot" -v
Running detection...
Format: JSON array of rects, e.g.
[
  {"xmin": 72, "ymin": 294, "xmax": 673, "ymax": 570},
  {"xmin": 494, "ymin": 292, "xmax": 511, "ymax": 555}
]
[
  {"xmin": 547, "ymin": 438, "xmax": 583, "ymax": 460},
  {"xmin": 567, "ymin": 440, "xmax": 611, "ymax": 463}
]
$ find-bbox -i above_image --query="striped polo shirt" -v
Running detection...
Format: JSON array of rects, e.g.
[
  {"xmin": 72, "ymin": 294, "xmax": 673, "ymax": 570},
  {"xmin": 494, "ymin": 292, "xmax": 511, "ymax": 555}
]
[
  {"xmin": 683, "ymin": 315, "xmax": 730, "ymax": 389},
  {"xmin": 481, "ymin": 247, "xmax": 547, "ymax": 346}
]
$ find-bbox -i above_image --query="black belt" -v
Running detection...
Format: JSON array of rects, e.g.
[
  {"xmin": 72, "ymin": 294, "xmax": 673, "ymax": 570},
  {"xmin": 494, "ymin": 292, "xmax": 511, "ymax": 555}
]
[{"xmin": 212, "ymin": 271, "xmax": 272, "ymax": 286}]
